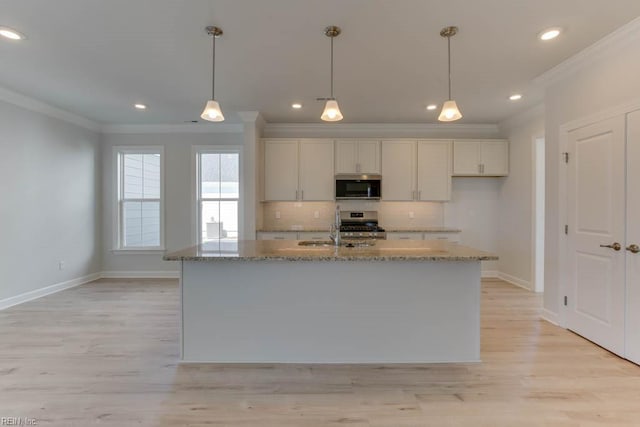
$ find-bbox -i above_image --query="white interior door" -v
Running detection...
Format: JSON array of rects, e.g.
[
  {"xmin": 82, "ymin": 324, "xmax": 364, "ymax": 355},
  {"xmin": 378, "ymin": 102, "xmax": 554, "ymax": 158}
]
[
  {"xmin": 566, "ymin": 116, "xmax": 626, "ymax": 356},
  {"xmin": 626, "ymin": 110, "xmax": 640, "ymax": 364}
]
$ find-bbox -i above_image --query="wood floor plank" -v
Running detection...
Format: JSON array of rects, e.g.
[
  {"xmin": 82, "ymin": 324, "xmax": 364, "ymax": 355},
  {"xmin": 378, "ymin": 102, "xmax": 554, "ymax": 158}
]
[{"xmin": 1, "ymin": 278, "xmax": 639, "ymax": 426}]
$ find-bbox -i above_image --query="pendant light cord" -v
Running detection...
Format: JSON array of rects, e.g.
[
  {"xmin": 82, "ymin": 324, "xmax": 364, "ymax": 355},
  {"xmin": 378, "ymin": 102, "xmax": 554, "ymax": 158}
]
[
  {"xmin": 447, "ymin": 35, "xmax": 452, "ymax": 100},
  {"xmin": 211, "ymin": 33, "xmax": 216, "ymax": 100},
  {"xmin": 330, "ymin": 35, "xmax": 334, "ymax": 99}
]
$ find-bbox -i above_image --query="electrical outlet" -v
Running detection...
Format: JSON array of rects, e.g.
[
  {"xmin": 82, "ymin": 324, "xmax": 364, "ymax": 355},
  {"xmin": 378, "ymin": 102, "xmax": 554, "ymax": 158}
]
[
  {"xmin": 409, "ymin": 212, "xmax": 415, "ymax": 219},
  {"xmin": 314, "ymin": 211, "xmax": 320, "ymax": 218},
  {"xmin": 275, "ymin": 211, "xmax": 281, "ymax": 219},
  {"xmin": 58, "ymin": 261, "xmax": 65, "ymax": 270}
]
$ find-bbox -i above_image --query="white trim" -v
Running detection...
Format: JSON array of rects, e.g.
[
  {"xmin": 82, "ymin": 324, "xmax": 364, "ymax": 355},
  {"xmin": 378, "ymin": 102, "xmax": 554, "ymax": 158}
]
[
  {"xmin": 541, "ymin": 309, "xmax": 560, "ymax": 326},
  {"xmin": 113, "ymin": 146, "xmax": 165, "ymax": 251},
  {"xmin": 534, "ymin": 16, "xmax": 640, "ymax": 88},
  {"xmin": 102, "ymin": 123, "xmax": 243, "ymax": 134},
  {"xmin": 0, "ymin": 273, "xmax": 101, "ymax": 311},
  {"xmin": 263, "ymin": 123, "xmax": 500, "ymax": 139},
  {"xmin": 100, "ymin": 270, "xmax": 180, "ymax": 279},
  {"xmin": 0, "ymin": 85, "xmax": 101, "ymax": 132},
  {"xmin": 191, "ymin": 146, "xmax": 243, "ymax": 246},
  {"xmin": 559, "ymin": 100, "xmax": 640, "ymax": 134},
  {"xmin": 497, "ymin": 271, "xmax": 532, "ymax": 291},
  {"xmin": 481, "ymin": 270, "xmax": 499, "ymax": 279},
  {"xmin": 110, "ymin": 249, "xmax": 166, "ymax": 255}
]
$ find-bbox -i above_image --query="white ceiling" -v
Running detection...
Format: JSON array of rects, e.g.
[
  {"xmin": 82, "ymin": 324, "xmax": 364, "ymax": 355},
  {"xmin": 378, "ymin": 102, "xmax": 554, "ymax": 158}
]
[{"xmin": 1, "ymin": 0, "xmax": 640, "ymax": 125}]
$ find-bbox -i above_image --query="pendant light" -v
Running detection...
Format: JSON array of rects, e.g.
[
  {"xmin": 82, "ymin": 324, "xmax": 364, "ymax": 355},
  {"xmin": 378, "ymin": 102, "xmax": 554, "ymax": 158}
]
[
  {"xmin": 438, "ymin": 26, "xmax": 462, "ymax": 122},
  {"xmin": 201, "ymin": 26, "xmax": 225, "ymax": 122},
  {"xmin": 320, "ymin": 26, "xmax": 343, "ymax": 122}
]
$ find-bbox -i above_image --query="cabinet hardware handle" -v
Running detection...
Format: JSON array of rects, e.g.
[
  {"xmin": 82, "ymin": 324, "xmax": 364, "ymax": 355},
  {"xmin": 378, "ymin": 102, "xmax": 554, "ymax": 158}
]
[
  {"xmin": 295, "ymin": 190, "xmax": 298, "ymax": 200},
  {"xmin": 418, "ymin": 190, "xmax": 421, "ymax": 200},
  {"xmin": 481, "ymin": 164, "xmax": 485, "ymax": 174},
  {"xmin": 627, "ymin": 244, "xmax": 640, "ymax": 254},
  {"xmin": 274, "ymin": 237, "xmax": 285, "ymax": 240},
  {"xmin": 301, "ymin": 190, "xmax": 304, "ymax": 200},
  {"xmin": 600, "ymin": 242, "xmax": 622, "ymax": 251},
  {"xmin": 478, "ymin": 164, "xmax": 482, "ymax": 174}
]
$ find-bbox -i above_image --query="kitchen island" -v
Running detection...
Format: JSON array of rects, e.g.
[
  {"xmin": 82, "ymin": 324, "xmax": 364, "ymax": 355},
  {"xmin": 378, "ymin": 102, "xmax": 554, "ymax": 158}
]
[{"xmin": 164, "ymin": 240, "xmax": 497, "ymax": 363}]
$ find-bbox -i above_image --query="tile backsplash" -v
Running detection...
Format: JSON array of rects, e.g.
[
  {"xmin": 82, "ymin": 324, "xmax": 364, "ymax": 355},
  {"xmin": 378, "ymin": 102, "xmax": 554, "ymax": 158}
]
[{"xmin": 261, "ymin": 201, "xmax": 444, "ymax": 231}]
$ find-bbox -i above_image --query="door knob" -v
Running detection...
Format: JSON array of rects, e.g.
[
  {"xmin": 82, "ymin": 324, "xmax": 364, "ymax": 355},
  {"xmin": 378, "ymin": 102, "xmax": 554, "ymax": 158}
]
[
  {"xmin": 600, "ymin": 242, "xmax": 622, "ymax": 251},
  {"xmin": 627, "ymin": 244, "xmax": 640, "ymax": 254}
]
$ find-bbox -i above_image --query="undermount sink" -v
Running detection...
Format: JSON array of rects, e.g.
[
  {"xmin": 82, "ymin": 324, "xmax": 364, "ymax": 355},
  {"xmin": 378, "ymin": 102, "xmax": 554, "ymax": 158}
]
[
  {"xmin": 297, "ymin": 240, "xmax": 334, "ymax": 247},
  {"xmin": 297, "ymin": 240, "xmax": 377, "ymax": 248}
]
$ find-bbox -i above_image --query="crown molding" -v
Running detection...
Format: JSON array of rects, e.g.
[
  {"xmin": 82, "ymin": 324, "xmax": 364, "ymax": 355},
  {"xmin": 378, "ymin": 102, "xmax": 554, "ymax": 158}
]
[
  {"xmin": 262, "ymin": 123, "xmax": 500, "ymax": 139},
  {"xmin": 0, "ymin": 85, "xmax": 101, "ymax": 132},
  {"xmin": 533, "ymin": 16, "xmax": 640, "ymax": 89},
  {"xmin": 101, "ymin": 123, "xmax": 244, "ymax": 134}
]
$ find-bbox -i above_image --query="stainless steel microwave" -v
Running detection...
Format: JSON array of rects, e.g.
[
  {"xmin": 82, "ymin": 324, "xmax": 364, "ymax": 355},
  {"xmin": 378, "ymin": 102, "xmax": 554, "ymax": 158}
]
[{"xmin": 335, "ymin": 174, "xmax": 381, "ymax": 200}]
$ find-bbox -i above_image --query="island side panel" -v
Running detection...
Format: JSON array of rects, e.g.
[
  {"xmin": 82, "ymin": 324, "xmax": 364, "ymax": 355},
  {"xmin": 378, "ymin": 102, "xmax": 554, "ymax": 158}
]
[{"xmin": 181, "ymin": 260, "xmax": 481, "ymax": 363}]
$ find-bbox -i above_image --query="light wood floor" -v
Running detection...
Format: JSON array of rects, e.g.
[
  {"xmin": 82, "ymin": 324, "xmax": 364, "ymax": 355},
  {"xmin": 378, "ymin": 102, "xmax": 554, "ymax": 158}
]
[{"xmin": 1, "ymin": 278, "xmax": 639, "ymax": 426}]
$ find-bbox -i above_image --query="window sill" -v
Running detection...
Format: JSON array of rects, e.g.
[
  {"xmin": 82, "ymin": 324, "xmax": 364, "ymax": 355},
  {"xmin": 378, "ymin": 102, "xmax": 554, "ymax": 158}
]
[{"xmin": 112, "ymin": 248, "xmax": 166, "ymax": 255}]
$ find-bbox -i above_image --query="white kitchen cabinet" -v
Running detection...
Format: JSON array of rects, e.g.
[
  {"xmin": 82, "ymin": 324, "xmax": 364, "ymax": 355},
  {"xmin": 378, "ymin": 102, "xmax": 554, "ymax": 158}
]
[
  {"xmin": 335, "ymin": 139, "xmax": 380, "ymax": 174},
  {"xmin": 382, "ymin": 140, "xmax": 451, "ymax": 201},
  {"xmin": 453, "ymin": 140, "xmax": 509, "ymax": 176},
  {"xmin": 263, "ymin": 139, "xmax": 334, "ymax": 201},
  {"xmin": 299, "ymin": 139, "xmax": 334, "ymax": 201},
  {"xmin": 416, "ymin": 140, "xmax": 452, "ymax": 201},
  {"xmin": 381, "ymin": 140, "xmax": 415, "ymax": 201},
  {"xmin": 386, "ymin": 232, "xmax": 423, "ymax": 240},
  {"xmin": 264, "ymin": 140, "xmax": 298, "ymax": 201},
  {"xmin": 257, "ymin": 232, "xmax": 298, "ymax": 240}
]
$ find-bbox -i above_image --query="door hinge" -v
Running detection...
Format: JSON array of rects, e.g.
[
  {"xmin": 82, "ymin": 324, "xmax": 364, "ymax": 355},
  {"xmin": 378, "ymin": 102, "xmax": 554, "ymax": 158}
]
[
  {"xmin": 565, "ymin": 224, "xmax": 569, "ymax": 235},
  {"xmin": 563, "ymin": 152, "xmax": 569, "ymax": 163},
  {"xmin": 564, "ymin": 296, "xmax": 568, "ymax": 306}
]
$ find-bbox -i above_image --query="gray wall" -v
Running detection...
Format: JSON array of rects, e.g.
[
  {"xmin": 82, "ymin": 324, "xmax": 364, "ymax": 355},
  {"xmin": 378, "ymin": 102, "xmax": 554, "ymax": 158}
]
[
  {"xmin": 497, "ymin": 108, "xmax": 545, "ymax": 288},
  {"xmin": 0, "ymin": 100, "xmax": 101, "ymax": 301},
  {"xmin": 100, "ymin": 132, "xmax": 243, "ymax": 274}
]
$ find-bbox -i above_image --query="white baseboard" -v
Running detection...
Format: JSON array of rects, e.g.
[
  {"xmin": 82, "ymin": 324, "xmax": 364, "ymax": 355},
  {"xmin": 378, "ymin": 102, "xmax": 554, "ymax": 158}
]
[
  {"xmin": 541, "ymin": 308, "xmax": 560, "ymax": 326},
  {"xmin": 481, "ymin": 270, "xmax": 499, "ymax": 278},
  {"xmin": 0, "ymin": 272, "xmax": 101, "ymax": 311},
  {"xmin": 496, "ymin": 271, "xmax": 532, "ymax": 291},
  {"xmin": 100, "ymin": 270, "xmax": 180, "ymax": 279}
]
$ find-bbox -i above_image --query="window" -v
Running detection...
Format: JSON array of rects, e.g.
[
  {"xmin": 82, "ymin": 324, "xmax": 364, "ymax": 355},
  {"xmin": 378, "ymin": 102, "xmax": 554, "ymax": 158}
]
[
  {"xmin": 115, "ymin": 147, "xmax": 164, "ymax": 250},
  {"xmin": 196, "ymin": 149, "xmax": 240, "ymax": 251}
]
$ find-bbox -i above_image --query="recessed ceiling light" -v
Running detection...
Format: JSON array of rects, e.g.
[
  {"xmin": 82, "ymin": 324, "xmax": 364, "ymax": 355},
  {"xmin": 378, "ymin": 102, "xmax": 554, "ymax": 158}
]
[
  {"xmin": 426, "ymin": 104, "xmax": 438, "ymax": 111},
  {"xmin": 291, "ymin": 103, "xmax": 302, "ymax": 109},
  {"xmin": 509, "ymin": 94, "xmax": 522, "ymax": 101},
  {"xmin": 539, "ymin": 28, "xmax": 561, "ymax": 41},
  {"xmin": 134, "ymin": 103, "xmax": 147, "ymax": 110},
  {"xmin": 0, "ymin": 26, "xmax": 25, "ymax": 40}
]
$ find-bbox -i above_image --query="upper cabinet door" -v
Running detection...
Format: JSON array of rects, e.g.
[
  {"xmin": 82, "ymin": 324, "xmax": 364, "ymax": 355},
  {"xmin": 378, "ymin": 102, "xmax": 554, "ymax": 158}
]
[
  {"xmin": 264, "ymin": 140, "xmax": 299, "ymax": 201},
  {"xmin": 416, "ymin": 140, "xmax": 452, "ymax": 201},
  {"xmin": 453, "ymin": 140, "xmax": 509, "ymax": 176},
  {"xmin": 453, "ymin": 141, "xmax": 482, "ymax": 175},
  {"xmin": 299, "ymin": 139, "xmax": 334, "ymax": 201},
  {"xmin": 357, "ymin": 140, "xmax": 381, "ymax": 174},
  {"xmin": 381, "ymin": 140, "xmax": 415, "ymax": 201},
  {"xmin": 335, "ymin": 140, "xmax": 358, "ymax": 174},
  {"xmin": 481, "ymin": 141, "xmax": 509, "ymax": 176}
]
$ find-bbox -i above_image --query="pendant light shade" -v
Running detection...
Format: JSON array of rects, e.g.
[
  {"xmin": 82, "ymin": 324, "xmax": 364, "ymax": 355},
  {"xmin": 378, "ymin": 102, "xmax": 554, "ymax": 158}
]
[
  {"xmin": 438, "ymin": 100, "xmax": 462, "ymax": 122},
  {"xmin": 201, "ymin": 26, "xmax": 225, "ymax": 122},
  {"xmin": 201, "ymin": 100, "xmax": 224, "ymax": 122},
  {"xmin": 321, "ymin": 99, "xmax": 343, "ymax": 121},
  {"xmin": 320, "ymin": 26, "xmax": 343, "ymax": 122},
  {"xmin": 438, "ymin": 26, "xmax": 462, "ymax": 123}
]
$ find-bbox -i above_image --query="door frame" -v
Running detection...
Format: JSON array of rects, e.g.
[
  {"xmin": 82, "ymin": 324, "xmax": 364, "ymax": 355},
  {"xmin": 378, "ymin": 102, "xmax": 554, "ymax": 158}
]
[{"xmin": 557, "ymin": 98, "xmax": 640, "ymax": 328}]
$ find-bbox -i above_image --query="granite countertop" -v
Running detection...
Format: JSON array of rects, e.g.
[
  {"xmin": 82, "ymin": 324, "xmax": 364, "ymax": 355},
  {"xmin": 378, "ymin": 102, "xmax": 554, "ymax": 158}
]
[
  {"xmin": 257, "ymin": 227, "xmax": 461, "ymax": 233},
  {"xmin": 163, "ymin": 240, "xmax": 496, "ymax": 262}
]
